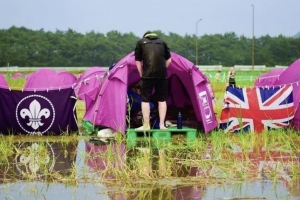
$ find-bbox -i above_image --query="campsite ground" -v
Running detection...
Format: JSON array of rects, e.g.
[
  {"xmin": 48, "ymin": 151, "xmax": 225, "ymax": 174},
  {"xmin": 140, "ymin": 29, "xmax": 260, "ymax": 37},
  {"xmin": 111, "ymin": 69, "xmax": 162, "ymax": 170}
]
[{"xmin": 1, "ymin": 70, "xmax": 300, "ymax": 199}]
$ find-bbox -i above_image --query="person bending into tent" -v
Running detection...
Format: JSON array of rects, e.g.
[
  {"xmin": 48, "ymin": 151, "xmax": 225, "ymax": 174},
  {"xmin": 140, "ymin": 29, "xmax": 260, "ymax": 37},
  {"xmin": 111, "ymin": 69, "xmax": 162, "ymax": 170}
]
[{"xmin": 134, "ymin": 31, "xmax": 172, "ymax": 130}]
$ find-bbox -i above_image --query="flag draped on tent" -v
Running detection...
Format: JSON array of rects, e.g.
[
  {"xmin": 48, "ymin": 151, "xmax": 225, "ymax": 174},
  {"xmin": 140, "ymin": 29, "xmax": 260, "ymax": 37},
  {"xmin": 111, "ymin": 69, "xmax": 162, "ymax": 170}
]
[
  {"xmin": 0, "ymin": 87, "xmax": 78, "ymax": 135},
  {"xmin": 219, "ymin": 86, "xmax": 295, "ymax": 133}
]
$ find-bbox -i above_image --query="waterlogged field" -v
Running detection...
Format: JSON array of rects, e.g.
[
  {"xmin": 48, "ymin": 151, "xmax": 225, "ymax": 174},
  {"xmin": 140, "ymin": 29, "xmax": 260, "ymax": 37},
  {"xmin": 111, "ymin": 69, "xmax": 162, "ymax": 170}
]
[{"xmin": 1, "ymin": 70, "xmax": 300, "ymax": 200}]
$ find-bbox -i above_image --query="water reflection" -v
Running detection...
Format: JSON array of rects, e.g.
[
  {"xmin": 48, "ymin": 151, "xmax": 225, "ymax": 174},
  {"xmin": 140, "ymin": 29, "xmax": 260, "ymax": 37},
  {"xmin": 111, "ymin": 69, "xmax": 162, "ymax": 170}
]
[
  {"xmin": 86, "ymin": 140, "xmax": 300, "ymax": 200},
  {"xmin": 0, "ymin": 139, "xmax": 110, "ymax": 200},
  {"xmin": 107, "ymin": 185, "xmax": 205, "ymax": 200},
  {"xmin": 1, "ymin": 138, "xmax": 300, "ymax": 200},
  {"xmin": 203, "ymin": 180, "xmax": 295, "ymax": 200},
  {"xmin": 86, "ymin": 140, "xmax": 126, "ymax": 171},
  {"xmin": 86, "ymin": 140, "xmax": 205, "ymax": 199},
  {"xmin": 0, "ymin": 140, "xmax": 77, "ymax": 181}
]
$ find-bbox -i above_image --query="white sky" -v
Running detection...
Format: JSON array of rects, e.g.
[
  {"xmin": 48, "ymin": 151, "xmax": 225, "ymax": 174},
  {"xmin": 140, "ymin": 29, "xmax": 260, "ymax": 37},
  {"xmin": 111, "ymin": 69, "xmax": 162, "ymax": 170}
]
[{"xmin": 0, "ymin": 0, "xmax": 299, "ymax": 38}]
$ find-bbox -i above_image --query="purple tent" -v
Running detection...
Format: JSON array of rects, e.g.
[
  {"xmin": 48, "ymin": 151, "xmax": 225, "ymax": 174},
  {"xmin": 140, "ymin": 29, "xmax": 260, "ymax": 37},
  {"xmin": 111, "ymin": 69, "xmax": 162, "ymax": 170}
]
[
  {"xmin": 11, "ymin": 72, "xmax": 25, "ymax": 79},
  {"xmin": 275, "ymin": 59, "xmax": 300, "ymax": 84},
  {"xmin": 74, "ymin": 67, "xmax": 107, "ymax": 101},
  {"xmin": 24, "ymin": 68, "xmax": 77, "ymax": 89},
  {"xmin": 83, "ymin": 52, "xmax": 218, "ymax": 134},
  {"xmin": 272, "ymin": 58, "xmax": 300, "ymax": 130},
  {"xmin": 56, "ymin": 70, "xmax": 77, "ymax": 85},
  {"xmin": 273, "ymin": 58, "xmax": 300, "ymax": 103},
  {"xmin": 254, "ymin": 68, "xmax": 285, "ymax": 87},
  {"xmin": 0, "ymin": 74, "xmax": 8, "ymax": 88}
]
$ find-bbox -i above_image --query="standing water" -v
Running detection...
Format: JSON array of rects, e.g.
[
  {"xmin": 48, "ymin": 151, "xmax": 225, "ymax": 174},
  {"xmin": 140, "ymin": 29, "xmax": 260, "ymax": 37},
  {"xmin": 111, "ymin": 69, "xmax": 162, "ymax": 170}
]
[{"xmin": 0, "ymin": 136, "xmax": 299, "ymax": 200}]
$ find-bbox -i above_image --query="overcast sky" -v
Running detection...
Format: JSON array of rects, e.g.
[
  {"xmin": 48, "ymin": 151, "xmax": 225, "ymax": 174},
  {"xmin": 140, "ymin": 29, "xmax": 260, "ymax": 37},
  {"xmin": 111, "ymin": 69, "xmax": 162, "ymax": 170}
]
[{"xmin": 1, "ymin": 0, "xmax": 299, "ymax": 38}]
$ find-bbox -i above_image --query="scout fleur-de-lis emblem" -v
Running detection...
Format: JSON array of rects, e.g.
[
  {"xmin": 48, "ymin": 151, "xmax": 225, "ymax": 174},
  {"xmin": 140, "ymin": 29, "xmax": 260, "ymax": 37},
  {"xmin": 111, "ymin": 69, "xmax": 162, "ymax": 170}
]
[
  {"xmin": 19, "ymin": 143, "xmax": 50, "ymax": 173},
  {"xmin": 16, "ymin": 142, "xmax": 55, "ymax": 178},
  {"xmin": 20, "ymin": 99, "xmax": 50, "ymax": 130}
]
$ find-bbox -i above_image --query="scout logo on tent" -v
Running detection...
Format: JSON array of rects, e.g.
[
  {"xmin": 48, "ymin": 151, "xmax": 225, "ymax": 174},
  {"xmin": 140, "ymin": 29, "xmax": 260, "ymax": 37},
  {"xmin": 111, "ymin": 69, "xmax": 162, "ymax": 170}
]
[
  {"xmin": 219, "ymin": 85, "xmax": 295, "ymax": 133},
  {"xmin": 199, "ymin": 91, "xmax": 213, "ymax": 124},
  {"xmin": 16, "ymin": 95, "xmax": 55, "ymax": 134}
]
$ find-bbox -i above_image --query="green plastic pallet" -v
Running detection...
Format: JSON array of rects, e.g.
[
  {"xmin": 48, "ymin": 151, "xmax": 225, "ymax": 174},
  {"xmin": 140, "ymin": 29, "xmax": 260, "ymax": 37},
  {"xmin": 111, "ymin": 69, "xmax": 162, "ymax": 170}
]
[{"xmin": 126, "ymin": 126, "xmax": 197, "ymax": 148}]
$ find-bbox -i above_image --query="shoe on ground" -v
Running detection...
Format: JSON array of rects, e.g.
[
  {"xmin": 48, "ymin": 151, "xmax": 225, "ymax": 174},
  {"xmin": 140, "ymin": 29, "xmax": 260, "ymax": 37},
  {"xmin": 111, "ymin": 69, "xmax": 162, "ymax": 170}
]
[
  {"xmin": 165, "ymin": 120, "xmax": 176, "ymax": 127},
  {"xmin": 97, "ymin": 128, "xmax": 116, "ymax": 138}
]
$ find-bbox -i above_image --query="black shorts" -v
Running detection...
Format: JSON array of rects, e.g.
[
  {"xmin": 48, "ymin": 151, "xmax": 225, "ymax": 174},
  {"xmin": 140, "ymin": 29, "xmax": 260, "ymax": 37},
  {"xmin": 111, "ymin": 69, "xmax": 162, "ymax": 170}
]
[
  {"xmin": 140, "ymin": 78, "xmax": 168, "ymax": 102},
  {"xmin": 228, "ymin": 78, "xmax": 236, "ymax": 87}
]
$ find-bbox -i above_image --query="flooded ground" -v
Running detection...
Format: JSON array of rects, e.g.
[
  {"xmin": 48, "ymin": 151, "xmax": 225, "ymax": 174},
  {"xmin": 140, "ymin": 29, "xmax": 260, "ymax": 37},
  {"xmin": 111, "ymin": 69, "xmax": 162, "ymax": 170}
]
[{"xmin": 0, "ymin": 137, "xmax": 300, "ymax": 200}]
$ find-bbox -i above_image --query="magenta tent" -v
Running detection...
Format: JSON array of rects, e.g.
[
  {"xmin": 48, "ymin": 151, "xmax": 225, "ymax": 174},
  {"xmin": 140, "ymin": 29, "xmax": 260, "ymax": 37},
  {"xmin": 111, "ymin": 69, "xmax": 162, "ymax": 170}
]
[
  {"xmin": 0, "ymin": 74, "xmax": 8, "ymax": 88},
  {"xmin": 11, "ymin": 72, "xmax": 25, "ymax": 79},
  {"xmin": 274, "ymin": 59, "xmax": 300, "ymax": 84},
  {"xmin": 271, "ymin": 58, "xmax": 300, "ymax": 130},
  {"xmin": 83, "ymin": 52, "xmax": 218, "ymax": 134},
  {"xmin": 24, "ymin": 68, "xmax": 77, "ymax": 89},
  {"xmin": 74, "ymin": 67, "xmax": 107, "ymax": 101},
  {"xmin": 273, "ymin": 58, "xmax": 300, "ymax": 104},
  {"xmin": 254, "ymin": 68, "xmax": 285, "ymax": 87},
  {"xmin": 56, "ymin": 70, "xmax": 78, "ymax": 86}
]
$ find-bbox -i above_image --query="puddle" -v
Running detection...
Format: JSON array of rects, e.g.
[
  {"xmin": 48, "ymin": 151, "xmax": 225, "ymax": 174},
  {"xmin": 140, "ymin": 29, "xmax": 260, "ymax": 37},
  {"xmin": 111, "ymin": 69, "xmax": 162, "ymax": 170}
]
[{"xmin": 0, "ymin": 138, "xmax": 300, "ymax": 200}]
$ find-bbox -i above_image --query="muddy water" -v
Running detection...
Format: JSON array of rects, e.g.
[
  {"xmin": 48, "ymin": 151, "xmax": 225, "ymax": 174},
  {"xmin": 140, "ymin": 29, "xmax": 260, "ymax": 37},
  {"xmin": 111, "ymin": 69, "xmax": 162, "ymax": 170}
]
[{"xmin": 0, "ymin": 139, "xmax": 299, "ymax": 200}]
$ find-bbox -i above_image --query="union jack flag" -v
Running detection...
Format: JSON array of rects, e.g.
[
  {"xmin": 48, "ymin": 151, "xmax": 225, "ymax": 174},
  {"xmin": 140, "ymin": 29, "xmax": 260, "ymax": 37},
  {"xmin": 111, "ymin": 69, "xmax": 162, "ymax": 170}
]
[{"xmin": 219, "ymin": 85, "xmax": 295, "ymax": 133}]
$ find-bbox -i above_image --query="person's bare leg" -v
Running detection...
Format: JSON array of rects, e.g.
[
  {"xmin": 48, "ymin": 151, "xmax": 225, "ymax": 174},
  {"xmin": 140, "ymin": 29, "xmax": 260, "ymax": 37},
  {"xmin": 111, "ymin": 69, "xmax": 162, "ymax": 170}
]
[
  {"xmin": 135, "ymin": 102, "xmax": 150, "ymax": 130},
  {"xmin": 158, "ymin": 101, "xmax": 167, "ymax": 129}
]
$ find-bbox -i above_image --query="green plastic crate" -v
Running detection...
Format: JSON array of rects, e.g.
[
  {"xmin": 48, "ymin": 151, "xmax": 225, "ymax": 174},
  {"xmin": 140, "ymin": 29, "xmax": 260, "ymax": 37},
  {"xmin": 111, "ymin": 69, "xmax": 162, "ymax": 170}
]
[{"xmin": 82, "ymin": 120, "xmax": 99, "ymax": 135}]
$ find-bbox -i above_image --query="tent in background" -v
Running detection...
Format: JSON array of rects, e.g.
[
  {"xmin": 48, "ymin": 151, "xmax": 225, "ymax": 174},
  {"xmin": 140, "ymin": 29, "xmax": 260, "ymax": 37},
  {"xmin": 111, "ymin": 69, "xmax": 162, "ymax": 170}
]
[
  {"xmin": 271, "ymin": 58, "xmax": 300, "ymax": 130},
  {"xmin": 24, "ymin": 68, "xmax": 77, "ymax": 89},
  {"xmin": 83, "ymin": 52, "xmax": 218, "ymax": 134},
  {"xmin": 11, "ymin": 72, "xmax": 25, "ymax": 79},
  {"xmin": 273, "ymin": 58, "xmax": 300, "ymax": 102},
  {"xmin": 74, "ymin": 67, "xmax": 107, "ymax": 101},
  {"xmin": 0, "ymin": 74, "xmax": 8, "ymax": 88},
  {"xmin": 254, "ymin": 68, "xmax": 285, "ymax": 87}
]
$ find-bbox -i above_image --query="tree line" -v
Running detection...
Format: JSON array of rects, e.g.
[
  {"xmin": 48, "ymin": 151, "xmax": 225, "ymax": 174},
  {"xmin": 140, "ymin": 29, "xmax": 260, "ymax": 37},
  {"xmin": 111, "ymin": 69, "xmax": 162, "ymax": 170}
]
[{"xmin": 0, "ymin": 26, "xmax": 299, "ymax": 67}]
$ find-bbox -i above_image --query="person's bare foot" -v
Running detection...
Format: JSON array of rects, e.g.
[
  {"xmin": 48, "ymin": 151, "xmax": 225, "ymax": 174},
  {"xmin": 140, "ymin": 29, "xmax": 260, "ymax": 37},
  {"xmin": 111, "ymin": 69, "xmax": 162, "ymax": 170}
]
[
  {"xmin": 135, "ymin": 125, "xmax": 150, "ymax": 131},
  {"xmin": 159, "ymin": 124, "xmax": 168, "ymax": 130}
]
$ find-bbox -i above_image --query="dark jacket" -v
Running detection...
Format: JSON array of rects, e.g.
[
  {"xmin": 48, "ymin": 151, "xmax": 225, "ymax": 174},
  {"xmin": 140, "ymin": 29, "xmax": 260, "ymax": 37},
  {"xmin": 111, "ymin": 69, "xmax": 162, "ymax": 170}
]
[{"xmin": 134, "ymin": 35, "xmax": 171, "ymax": 79}]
